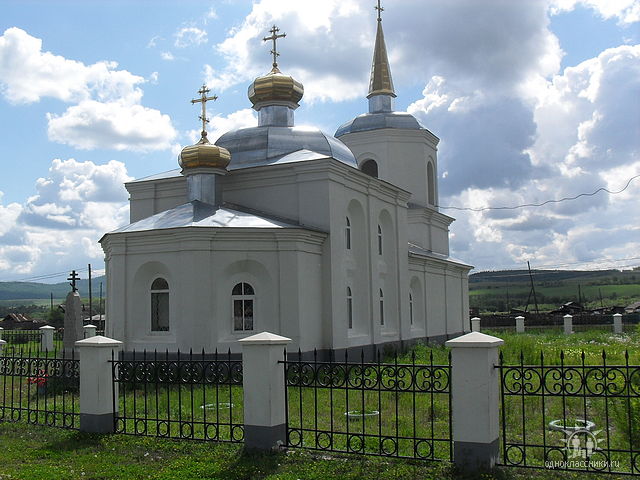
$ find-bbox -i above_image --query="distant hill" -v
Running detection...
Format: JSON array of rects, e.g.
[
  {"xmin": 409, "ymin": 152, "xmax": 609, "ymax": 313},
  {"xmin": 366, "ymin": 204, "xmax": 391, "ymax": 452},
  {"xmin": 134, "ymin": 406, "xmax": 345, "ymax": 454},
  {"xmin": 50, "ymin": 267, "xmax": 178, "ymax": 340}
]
[
  {"xmin": 469, "ymin": 268, "xmax": 640, "ymax": 313},
  {"xmin": 0, "ymin": 276, "xmax": 106, "ymax": 301}
]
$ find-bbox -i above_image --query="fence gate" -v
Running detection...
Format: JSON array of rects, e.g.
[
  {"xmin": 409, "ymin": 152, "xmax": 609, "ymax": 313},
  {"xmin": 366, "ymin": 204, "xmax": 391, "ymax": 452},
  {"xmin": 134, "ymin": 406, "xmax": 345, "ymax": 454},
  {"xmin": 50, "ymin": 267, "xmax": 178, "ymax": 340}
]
[
  {"xmin": 111, "ymin": 349, "xmax": 244, "ymax": 442},
  {"xmin": 281, "ymin": 349, "xmax": 452, "ymax": 461},
  {"xmin": 498, "ymin": 350, "xmax": 640, "ymax": 475}
]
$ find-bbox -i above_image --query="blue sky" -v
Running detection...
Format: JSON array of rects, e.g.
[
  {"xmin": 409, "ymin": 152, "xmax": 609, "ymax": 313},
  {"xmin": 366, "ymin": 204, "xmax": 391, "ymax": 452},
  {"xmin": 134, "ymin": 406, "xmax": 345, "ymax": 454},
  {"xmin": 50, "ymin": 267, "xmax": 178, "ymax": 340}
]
[{"xmin": 0, "ymin": 0, "xmax": 638, "ymax": 282}]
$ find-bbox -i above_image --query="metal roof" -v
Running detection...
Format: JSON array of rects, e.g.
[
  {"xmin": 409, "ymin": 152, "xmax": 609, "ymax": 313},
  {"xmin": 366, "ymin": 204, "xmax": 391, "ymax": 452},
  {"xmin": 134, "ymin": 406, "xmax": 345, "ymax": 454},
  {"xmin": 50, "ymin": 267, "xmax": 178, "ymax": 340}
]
[{"xmin": 335, "ymin": 111, "xmax": 424, "ymax": 137}]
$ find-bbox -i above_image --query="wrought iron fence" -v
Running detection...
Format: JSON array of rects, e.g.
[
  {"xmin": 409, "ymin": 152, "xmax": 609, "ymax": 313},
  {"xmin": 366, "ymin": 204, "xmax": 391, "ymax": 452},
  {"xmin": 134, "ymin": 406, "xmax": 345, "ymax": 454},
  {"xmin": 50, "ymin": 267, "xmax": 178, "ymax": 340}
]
[
  {"xmin": 0, "ymin": 348, "xmax": 79, "ymax": 429},
  {"xmin": 282, "ymin": 349, "xmax": 452, "ymax": 461},
  {"xmin": 498, "ymin": 350, "xmax": 640, "ymax": 475},
  {"xmin": 111, "ymin": 349, "xmax": 244, "ymax": 442}
]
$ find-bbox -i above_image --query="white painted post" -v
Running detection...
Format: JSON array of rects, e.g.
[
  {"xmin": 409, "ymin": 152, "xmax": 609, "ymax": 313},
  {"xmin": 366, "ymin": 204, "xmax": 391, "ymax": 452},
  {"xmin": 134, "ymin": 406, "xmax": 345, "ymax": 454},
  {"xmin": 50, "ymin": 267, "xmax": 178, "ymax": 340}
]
[
  {"xmin": 613, "ymin": 313, "xmax": 623, "ymax": 334},
  {"xmin": 446, "ymin": 332, "xmax": 504, "ymax": 471},
  {"xmin": 239, "ymin": 331, "xmax": 291, "ymax": 450},
  {"xmin": 563, "ymin": 314, "xmax": 573, "ymax": 334},
  {"xmin": 75, "ymin": 336, "xmax": 122, "ymax": 433},
  {"xmin": 83, "ymin": 324, "xmax": 97, "ymax": 339},
  {"xmin": 0, "ymin": 339, "xmax": 5, "ymax": 355},
  {"xmin": 40, "ymin": 325, "xmax": 55, "ymax": 351},
  {"xmin": 515, "ymin": 316, "xmax": 525, "ymax": 334},
  {"xmin": 471, "ymin": 317, "xmax": 481, "ymax": 332}
]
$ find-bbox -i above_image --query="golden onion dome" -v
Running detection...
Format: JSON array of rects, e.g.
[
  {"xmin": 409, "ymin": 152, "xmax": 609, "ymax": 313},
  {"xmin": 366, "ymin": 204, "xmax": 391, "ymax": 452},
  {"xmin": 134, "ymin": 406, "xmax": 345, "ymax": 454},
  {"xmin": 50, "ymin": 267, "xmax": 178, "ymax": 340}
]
[
  {"xmin": 179, "ymin": 135, "xmax": 231, "ymax": 170},
  {"xmin": 248, "ymin": 67, "xmax": 304, "ymax": 108}
]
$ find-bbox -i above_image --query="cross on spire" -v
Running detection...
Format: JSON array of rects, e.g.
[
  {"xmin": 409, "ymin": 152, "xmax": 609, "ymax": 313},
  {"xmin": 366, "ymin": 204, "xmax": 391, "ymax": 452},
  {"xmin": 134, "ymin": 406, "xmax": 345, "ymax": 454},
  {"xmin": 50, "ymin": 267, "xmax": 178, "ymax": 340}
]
[
  {"xmin": 375, "ymin": 0, "xmax": 384, "ymax": 21},
  {"xmin": 263, "ymin": 25, "xmax": 286, "ymax": 69},
  {"xmin": 67, "ymin": 270, "xmax": 79, "ymax": 293},
  {"xmin": 191, "ymin": 84, "xmax": 217, "ymax": 138}
]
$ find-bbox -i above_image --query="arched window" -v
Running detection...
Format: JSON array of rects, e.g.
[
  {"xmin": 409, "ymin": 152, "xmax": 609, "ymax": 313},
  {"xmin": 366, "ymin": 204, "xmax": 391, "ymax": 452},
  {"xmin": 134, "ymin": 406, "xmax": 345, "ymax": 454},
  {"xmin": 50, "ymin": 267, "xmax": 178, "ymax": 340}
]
[
  {"xmin": 427, "ymin": 162, "xmax": 435, "ymax": 206},
  {"xmin": 345, "ymin": 217, "xmax": 351, "ymax": 250},
  {"xmin": 347, "ymin": 287, "xmax": 353, "ymax": 329},
  {"xmin": 377, "ymin": 225, "xmax": 383, "ymax": 255},
  {"xmin": 361, "ymin": 159, "xmax": 378, "ymax": 178},
  {"xmin": 232, "ymin": 282, "xmax": 255, "ymax": 332},
  {"xmin": 150, "ymin": 278, "xmax": 169, "ymax": 332},
  {"xmin": 379, "ymin": 289, "xmax": 385, "ymax": 326},
  {"xmin": 409, "ymin": 293, "xmax": 414, "ymax": 325}
]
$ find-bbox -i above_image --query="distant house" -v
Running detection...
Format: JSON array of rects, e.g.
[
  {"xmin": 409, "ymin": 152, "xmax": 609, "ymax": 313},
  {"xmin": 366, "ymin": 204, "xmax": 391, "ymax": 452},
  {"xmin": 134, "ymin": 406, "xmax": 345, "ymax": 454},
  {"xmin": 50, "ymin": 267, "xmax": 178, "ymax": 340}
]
[
  {"xmin": 626, "ymin": 301, "xmax": 640, "ymax": 314},
  {"xmin": 0, "ymin": 313, "xmax": 45, "ymax": 330},
  {"xmin": 551, "ymin": 302, "xmax": 584, "ymax": 315}
]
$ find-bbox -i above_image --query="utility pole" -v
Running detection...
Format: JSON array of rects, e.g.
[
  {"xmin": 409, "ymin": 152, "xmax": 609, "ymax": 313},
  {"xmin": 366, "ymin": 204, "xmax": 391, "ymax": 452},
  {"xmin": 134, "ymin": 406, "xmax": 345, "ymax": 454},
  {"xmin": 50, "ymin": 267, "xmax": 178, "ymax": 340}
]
[
  {"xmin": 527, "ymin": 261, "xmax": 539, "ymax": 314},
  {"xmin": 88, "ymin": 264, "xmax": 92, "ymax": 325}
]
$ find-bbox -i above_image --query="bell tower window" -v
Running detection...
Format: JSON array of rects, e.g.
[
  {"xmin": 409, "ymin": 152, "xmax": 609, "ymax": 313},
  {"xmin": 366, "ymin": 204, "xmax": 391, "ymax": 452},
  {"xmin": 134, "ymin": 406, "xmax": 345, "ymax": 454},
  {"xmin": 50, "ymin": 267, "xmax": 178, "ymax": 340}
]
[{"xmin": 361, "ymin": 159, "xmax": 378, "ymax": 178}]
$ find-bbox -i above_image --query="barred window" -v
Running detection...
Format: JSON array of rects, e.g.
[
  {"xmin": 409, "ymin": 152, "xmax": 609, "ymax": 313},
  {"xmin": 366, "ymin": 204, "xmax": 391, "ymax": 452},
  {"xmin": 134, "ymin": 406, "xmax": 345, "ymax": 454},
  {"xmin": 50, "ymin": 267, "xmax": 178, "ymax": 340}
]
[
  {"xmin": 151, "ymin": 278, "xmax": 169, "ymax": 332},
  {"xmin": 232, "ymin": 282, "xmax": 255, "ymax": 332},
  {"xmin": 347, "ymin": 287, "xmax": 353, "ymax": 329},
  {"xmin": 345, "ymin": 217, "xmax": 352, "ymax": 250}
]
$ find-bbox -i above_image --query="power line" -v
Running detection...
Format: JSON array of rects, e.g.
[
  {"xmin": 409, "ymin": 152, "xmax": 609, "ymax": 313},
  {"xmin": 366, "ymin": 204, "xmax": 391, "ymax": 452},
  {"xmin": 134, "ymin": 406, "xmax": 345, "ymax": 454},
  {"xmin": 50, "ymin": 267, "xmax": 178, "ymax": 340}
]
[
  {"xmin": 438, "ymin": 174, "xmax": 640, "ymax": 212},
  {"xmin": 473, "ymin": 256, "xmax": 640, "ymax": 276},
  {"xmin": 3, "ymin": 266, "xmax": 90, "ymax": 283}
]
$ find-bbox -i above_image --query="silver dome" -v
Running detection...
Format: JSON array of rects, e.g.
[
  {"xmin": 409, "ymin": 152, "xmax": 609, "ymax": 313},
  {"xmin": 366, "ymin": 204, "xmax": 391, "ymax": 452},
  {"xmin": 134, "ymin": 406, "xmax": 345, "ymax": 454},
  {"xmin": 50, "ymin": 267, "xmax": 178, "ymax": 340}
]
[
  {"xmin": 335, "ymin": 111, "xmax": 424, "ymax": 137},
  {"xmin": 216, "ymin": 126, "xmax": 358, "ymax": 170}
]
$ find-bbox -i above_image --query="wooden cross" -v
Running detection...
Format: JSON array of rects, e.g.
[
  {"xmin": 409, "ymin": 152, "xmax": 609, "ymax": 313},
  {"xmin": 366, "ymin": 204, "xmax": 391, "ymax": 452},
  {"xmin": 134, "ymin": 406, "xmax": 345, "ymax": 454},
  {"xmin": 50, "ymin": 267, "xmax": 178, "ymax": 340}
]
[
  {"xmin": 375, "ymin": 0, "xmax": 384, "ymax": 21},
  {"xmin": 191, "ymin": 84, "xmax": 217, "ymax": 137},
  {"xmin": 263, "ymin": 25, "xmax": 286, "ymax": 69},
  {"xmin": 67, "ymin": 270, "xmax": 79, "ymax": 293}
]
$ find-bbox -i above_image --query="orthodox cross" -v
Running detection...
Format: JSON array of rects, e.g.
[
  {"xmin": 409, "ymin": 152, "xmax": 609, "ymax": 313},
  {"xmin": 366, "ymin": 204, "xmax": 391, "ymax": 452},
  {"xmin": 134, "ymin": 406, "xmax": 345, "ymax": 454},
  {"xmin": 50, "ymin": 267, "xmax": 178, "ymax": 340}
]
[
  {"xmin": 67, "ymin": 270, "xmax": 79, "ymax": 293},
  {"xmin": 263, "ymin": 25, "xmax": 286, "ymax": 69},
  {"xmin": 191, "ymin": 84, "xmax": 217, "ymax": 137},
  {"xmin": 375, "ymin": 0, "xmax": 384, "ymax": 21}
]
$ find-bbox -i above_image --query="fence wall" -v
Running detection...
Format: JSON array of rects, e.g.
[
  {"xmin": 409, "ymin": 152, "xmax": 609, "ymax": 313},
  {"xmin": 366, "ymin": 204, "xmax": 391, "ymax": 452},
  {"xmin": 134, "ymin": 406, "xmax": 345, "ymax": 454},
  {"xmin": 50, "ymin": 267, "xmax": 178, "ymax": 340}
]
[{"xmin": 282, "ymin": 349, "xmax": 452, "ymax": 461}]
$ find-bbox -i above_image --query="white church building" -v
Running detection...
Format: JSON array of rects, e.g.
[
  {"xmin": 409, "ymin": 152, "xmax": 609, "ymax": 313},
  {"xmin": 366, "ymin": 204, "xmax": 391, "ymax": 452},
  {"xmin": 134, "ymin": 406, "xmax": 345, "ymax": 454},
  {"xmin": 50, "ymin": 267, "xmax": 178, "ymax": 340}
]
[{"xmin": 100, "ymin": 14, "xmax": 472, "ymax": 356}]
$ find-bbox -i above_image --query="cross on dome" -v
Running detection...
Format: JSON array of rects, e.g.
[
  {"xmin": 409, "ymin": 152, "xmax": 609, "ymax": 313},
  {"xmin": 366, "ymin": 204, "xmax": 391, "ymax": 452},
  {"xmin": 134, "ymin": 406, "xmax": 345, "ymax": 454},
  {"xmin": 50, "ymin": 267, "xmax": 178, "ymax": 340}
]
[
  {"xmin": 263, "ymin": 25, "xmax": 286, "ymax": 70},
  {"xmin": 191, "ymin": 84, "xmax": 217, "ymax": 138}
]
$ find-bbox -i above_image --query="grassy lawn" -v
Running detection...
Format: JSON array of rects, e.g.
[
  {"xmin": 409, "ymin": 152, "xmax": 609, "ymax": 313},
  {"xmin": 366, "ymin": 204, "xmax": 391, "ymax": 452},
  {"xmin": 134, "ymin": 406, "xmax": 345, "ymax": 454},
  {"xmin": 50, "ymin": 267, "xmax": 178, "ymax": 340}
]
[
  {"xmin": 0, "ymin": 421, "xmax": 635, "ymax": 480},
  {"xmin": 1, "ymin": 328, "xmax": 638, "ymax": 478}
]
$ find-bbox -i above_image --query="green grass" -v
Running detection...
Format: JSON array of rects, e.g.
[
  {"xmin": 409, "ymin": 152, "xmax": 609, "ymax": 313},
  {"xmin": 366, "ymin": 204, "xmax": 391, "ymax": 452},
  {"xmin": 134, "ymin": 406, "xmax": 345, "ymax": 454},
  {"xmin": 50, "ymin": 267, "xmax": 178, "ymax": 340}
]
[
  {"xmin": 0, "ymin": 422, "xmax": 635, "ymax": 480},
  {"xmin": 1, "ymin": 329, "xmax": 639, "ymax": 478}
]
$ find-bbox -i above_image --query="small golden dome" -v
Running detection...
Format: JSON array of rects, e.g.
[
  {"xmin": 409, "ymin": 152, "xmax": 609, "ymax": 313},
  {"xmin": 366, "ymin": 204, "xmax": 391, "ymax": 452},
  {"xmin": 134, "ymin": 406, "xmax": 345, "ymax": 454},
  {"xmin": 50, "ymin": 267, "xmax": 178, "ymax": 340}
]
[
  {"xmin": 179, "ymin": 135, "xmax": 231, "ymax": 170},
  {"xmin": 248, "ymin": 67, "xmax": 304, "ymax": 108}
]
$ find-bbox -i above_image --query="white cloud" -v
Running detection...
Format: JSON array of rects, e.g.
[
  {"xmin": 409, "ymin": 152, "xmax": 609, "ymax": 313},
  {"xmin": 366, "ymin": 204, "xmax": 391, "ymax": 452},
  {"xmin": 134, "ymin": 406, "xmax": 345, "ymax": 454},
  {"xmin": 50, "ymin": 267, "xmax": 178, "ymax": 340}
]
[
  {"xmin": 47, "ymin": 100, "xmax": 177, "ymax": 152},
  {"xmin": 174, "ymin": 27, "xmax": 208, "ymax": 48},
  {"xmin": 550, "ymin": 0, "xmax": 640, "ymax": 24},
  {"xmin": 0, "ymin": 159, "xmax": 131, "ymax": 279},
  {"xmin": 161, "ymin": 51, "xmax": 175, "ymax": 61},
  {"xmin": 0, "ymin": 27, "xmax": 177, "ymax": 153},
  {"xmin": 0, "ymin": 27, "xmax": 144, "ymax": 105}
]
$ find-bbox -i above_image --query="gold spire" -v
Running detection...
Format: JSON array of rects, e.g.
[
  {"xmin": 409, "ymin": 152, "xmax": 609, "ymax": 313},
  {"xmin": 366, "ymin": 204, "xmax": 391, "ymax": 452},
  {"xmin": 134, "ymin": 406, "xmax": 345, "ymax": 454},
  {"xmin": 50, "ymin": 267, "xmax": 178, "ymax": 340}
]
[
  {"xmin": 179, "ymin": 84, "xmax": 231, "ymax": 170},
  {"xmin": 367, "ymin": 0, "xmax": 396, "ymax": 99}
]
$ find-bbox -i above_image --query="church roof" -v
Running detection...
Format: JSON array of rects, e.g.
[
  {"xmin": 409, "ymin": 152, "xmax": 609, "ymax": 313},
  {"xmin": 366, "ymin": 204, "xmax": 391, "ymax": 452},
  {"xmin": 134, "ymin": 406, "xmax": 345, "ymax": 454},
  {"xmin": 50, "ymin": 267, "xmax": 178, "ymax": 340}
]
[
  {"xmin": 111, "ymin": 201, "xmax": 307, "ymax": 233},
  {"xmin": 215, "ymin": 126, "xmax": 357, "ymax": 169},
  {"xmin": 408, "ymin": 243, "xmax": 473, "ymax": 269},
  {"xmin": 335, "ymin": 111, "xmax": 425, "ymax": 137}
]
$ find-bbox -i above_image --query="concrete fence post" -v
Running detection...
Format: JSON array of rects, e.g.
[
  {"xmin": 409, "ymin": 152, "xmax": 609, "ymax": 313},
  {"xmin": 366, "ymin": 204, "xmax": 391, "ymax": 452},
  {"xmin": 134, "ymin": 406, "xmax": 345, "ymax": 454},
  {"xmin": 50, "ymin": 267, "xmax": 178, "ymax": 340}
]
[
  {"xmin": 239, "ymin": 331, "xmax": 291, "ymax": 450},
  {"xmin": 446, "ymin": 332, "xmax": 504, "ymax": 471},
  {"xmin": 613, "ymin": 313, "xmax": 623, "ymax": 334},
  {"xmin": 83, "ymin": 324, "xmax": 97, "ymax": 339},
  {"xmin": 0, "ymin": 339, "xmax": 5, "ymax": 355},
  {"xmin": 40, "ymin": 325, "xmax": 55, "ymax": 351},
  {"xmin": 471, "ymin": 317, "xmax": 481, "ymax": 332},
  {"xmin": 563, "ymin": 314, "xmax": 573, "ymax": 334},
  {"xmin": 75, "ymin": 335, "xmax": 122, "ymax": 433},
  {"xmin": 515, "ymin": 316, "xmax": 525, "ymax": 334}
]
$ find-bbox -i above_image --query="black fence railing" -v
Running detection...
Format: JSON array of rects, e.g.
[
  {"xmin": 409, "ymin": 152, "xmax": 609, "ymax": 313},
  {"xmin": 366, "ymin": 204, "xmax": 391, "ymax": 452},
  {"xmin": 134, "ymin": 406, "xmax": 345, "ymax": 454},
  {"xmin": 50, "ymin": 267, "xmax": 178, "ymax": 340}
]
[
  {"xmin": 111, "ymin": 349, "xmax": 244, "ymax": 442},
  {"xmin": 1, "ymin": 330, "xmax": 43, "ymax": 345},
  {"xmin": 282, "ymin": 349, "xmax": 452, "ymax": 461},
  {"xmin": 498, "ymin": 350, "xmax": 640, "ymax": 475},
  {"xmin": 0, "ymin": 349, "xmax": 79, "ymax": 429}
]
